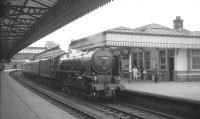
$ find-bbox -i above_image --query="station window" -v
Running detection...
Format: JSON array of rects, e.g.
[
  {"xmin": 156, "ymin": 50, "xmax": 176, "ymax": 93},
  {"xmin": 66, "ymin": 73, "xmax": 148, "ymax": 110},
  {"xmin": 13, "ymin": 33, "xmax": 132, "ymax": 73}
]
[
  {"xmin": 132, "ymin": 53, "xmax": 137, "ymax": 67},
  {"xmin": 191, "ymin": 50, "xmax": 200, "ymax": 69},
  {"xmin": 139, "ymin": 52, "xmax": 143, "ymax": 68},
  {"xmin": 159, "ymin": 50, "xmax": 166, "ymax": 69},
  {"xmin": 145, "ymin": 52, "xmax": 150, "ymax": 69}
]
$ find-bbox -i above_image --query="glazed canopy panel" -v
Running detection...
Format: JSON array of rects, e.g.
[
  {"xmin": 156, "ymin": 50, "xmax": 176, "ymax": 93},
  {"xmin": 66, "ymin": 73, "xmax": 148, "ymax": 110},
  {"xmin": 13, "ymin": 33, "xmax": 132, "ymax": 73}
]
[
  {"xmin": 0, "ymin": 0, "xmax": 58, "ymax": 60},
  {"xmin": 0, "ymin": 0, "xmax": 113, "ymax": 60}
]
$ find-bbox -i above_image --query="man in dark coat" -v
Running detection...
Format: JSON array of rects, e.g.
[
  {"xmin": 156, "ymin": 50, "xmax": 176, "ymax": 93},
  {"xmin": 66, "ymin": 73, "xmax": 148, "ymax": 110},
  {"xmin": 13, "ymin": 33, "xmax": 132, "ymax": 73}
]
[{"xmin": 153, "ymin": 65, "xmax": 159, "ymax": 83}]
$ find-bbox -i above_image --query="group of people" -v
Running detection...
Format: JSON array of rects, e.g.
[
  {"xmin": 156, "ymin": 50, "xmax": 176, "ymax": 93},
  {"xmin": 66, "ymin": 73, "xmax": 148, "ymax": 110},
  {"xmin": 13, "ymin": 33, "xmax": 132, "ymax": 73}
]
[
  {"xmin": 130, "ymin": 65, "xmax": 160, "ymax": 83},
  {"xmin": 130, "ymin": 66, "xmax": 145, "ymax": 81}
]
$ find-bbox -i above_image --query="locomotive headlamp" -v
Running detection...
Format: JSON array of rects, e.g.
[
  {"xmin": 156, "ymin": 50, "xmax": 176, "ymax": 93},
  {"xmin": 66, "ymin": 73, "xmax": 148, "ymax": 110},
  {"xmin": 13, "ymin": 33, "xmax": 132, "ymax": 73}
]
[{"xmin": 93, "ymin": 76, "xmax": 98, "ymax": 83}]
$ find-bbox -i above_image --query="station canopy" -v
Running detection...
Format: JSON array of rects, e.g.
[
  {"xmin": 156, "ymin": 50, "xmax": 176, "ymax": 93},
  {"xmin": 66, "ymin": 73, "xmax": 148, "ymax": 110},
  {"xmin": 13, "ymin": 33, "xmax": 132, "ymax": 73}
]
[{"xmin": 0, "ymin": 0, "xmax": 113, "ymax": 60}]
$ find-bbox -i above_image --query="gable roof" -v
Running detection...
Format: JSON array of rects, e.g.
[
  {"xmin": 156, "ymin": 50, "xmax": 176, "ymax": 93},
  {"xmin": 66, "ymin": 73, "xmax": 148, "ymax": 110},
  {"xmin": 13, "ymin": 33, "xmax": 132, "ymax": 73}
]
[
  {"xmin": 106, "ymin": 26, "xmax": 138, "ymax": 34},
  {"xmin": 134, "ymin": 23, "xmax": 185, "ymax": 35},
  {"xmin": 106, "ymin": 23, "xmax": 200, "ymax": 38}
]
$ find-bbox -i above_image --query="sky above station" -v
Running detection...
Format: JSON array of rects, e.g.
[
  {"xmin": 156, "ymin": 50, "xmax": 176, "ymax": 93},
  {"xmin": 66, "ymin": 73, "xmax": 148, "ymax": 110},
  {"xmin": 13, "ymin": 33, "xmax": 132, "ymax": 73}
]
[{"xmin": 30, "ymin": 0, "xmax": 200, "ymax": 51}]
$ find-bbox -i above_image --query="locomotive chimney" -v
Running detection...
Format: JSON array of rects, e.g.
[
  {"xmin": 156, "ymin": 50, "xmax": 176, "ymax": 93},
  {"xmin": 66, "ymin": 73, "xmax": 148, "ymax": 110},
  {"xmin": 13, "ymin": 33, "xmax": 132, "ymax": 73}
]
[{"xmin": 173, "ymin": 16, "xmax": 183, "ymax": 31}]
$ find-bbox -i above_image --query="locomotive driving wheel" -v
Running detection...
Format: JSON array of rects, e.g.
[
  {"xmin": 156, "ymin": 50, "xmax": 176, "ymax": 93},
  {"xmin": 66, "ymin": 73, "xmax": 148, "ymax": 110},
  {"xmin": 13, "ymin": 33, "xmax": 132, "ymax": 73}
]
[{"xmin": 61, "ymin": 80, "xmax": 71, "ymax": 94}]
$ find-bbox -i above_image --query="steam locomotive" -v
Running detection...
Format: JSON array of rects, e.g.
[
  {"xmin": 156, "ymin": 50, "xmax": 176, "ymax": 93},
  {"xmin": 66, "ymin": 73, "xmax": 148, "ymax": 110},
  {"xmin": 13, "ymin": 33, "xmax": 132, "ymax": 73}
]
[{"xmin": 22, "ymin": 48, "xmax": 124, "ymax": 100}]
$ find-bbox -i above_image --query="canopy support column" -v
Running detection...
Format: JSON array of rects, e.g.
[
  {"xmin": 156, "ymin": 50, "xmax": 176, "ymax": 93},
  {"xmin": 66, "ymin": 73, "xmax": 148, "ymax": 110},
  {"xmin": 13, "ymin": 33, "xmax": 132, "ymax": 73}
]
[{"xmin": 129, "ymin": 48, "xmax": 132, "ymax": 82}]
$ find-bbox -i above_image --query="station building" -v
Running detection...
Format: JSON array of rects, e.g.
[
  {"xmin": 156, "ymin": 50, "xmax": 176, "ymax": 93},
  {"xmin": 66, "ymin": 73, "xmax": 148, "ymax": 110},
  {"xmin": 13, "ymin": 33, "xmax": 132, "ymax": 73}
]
[
  {"xmin": 11, "ymin": 47, "xmax": 45, "ymax": 68},
  {"xmin": 70, "ymin": 17, "xmax": 200, "ymax": 81}
]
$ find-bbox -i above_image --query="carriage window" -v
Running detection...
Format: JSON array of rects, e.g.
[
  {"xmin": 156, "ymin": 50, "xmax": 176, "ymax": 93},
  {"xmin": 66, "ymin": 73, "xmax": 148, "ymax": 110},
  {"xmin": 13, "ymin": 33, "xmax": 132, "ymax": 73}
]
[{"xmin": 191, "ymin": 50, "xmax": 200, "ymax": 69}]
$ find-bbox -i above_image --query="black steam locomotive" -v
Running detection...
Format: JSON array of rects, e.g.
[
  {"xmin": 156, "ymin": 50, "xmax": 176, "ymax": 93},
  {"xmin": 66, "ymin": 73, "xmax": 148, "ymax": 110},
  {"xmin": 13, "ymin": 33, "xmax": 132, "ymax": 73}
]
[{"xmin": 22, "ymin": 48, "xmax": 124, "ymax": 100}]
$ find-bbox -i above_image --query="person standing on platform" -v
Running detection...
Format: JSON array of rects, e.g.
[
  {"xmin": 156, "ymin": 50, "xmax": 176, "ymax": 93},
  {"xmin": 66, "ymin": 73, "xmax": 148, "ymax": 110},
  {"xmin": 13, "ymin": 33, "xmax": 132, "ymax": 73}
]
[
  {"xmin": 153, "ymin": 65, "xmax": 160, "ymax": 83},
  {"xmin": 132, "ymin": 66, "xmax": 139, "ymax": 81},
  {"xmin": 143, "ymin": 68, "xmax": 147, "ymax": 80}
]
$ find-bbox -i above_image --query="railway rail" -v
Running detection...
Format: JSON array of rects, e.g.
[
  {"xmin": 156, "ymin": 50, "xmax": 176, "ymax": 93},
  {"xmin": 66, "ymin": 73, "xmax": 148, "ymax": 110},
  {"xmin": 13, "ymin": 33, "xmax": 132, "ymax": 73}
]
[
  {"xmin": 10, "ymin": 70, "xmax": 179, "ymax": 119},
  {"xmin": 99, "ymin": 103, "xmax": 177, "ymax": 119},
  {"xmin": 10, "ymin": 71, "xmax": 102, "ymax": 119}
]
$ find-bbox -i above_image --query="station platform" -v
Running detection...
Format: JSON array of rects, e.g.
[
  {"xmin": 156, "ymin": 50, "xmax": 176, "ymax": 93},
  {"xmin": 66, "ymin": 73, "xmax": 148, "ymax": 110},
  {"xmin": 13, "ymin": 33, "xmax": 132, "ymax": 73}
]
[
  {"xmin": 121, "ymin": 79, "xmax": 200, "ymax": 103},
  {"xmin": 0, "ymin": 70, "xmax": 76, "ymax": 119}
]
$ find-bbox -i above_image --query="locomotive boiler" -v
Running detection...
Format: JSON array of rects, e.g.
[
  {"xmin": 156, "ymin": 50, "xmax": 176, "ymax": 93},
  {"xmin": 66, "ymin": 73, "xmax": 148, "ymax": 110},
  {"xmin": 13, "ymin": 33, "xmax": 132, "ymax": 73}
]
[{"xmin": 22, "ymin": 48, "xmax": 124, "ymax": 101}]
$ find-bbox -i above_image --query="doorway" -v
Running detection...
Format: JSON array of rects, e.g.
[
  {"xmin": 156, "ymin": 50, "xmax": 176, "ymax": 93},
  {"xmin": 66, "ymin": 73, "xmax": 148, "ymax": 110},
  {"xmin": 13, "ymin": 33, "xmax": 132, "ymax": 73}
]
[
  {"xmin": 168, "ymin": 50, "xmax": 174, "ymax": 81},
  {"xmin": 168, "ymin": 57, "xmax": 174, "ymax": 81}
]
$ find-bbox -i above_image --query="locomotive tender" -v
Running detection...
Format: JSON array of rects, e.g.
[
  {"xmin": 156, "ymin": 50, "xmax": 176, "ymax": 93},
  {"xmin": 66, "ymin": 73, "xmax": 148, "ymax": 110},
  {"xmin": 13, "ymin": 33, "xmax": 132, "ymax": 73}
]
[{"xmin": 22, "ymin": 48, "xmax": 124, "ymax": 100}]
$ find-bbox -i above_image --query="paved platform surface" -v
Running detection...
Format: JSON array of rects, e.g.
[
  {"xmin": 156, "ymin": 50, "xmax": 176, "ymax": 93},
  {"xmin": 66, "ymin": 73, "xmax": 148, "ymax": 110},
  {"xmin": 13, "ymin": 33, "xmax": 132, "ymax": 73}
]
[
  {"xmin": 0, "ymin": 70, "xmax": 76, "ymax": 119},
  {"xmin": 121, "ymin": 79, "xmax": 200, "ymax": 103}
]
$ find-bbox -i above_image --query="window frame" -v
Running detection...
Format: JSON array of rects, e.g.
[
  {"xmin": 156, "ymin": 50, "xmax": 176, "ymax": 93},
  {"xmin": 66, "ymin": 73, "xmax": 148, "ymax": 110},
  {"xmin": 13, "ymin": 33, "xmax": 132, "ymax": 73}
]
[
  {"xmin": 159, "ymin": 50, "xmax": 167, "ymax": 70},
  {"xmin": 191, "ymin": 50, "xmax": 200, "ymax": 70},
  {"xmin": 145, "ymin": 51, "xmax": 150, "ymax": 69}
]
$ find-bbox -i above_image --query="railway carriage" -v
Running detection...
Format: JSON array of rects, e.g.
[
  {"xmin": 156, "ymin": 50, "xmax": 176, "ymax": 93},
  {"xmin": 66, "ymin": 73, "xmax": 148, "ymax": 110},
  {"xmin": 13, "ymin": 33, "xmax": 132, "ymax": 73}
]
[
  {"xmin": 39, "ymin": 59, "xmax": 54, "ymax": 78},
  {"xmin": 22, "ymin": 60, "xmax": 39, "ymax": 79},
  {"xmin": 22, "ymin": 62, "xmax": 32, "ymax": 74},
  {"xmin": 30, "ymin": 60, "xmax": 39, "ymax": 75}
]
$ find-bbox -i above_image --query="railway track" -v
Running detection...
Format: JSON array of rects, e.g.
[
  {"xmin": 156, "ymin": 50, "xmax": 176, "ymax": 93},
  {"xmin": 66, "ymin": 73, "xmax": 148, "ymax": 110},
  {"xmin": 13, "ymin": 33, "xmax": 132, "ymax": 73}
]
[
  {"xmin": 79, "ymin": 100, "xmax": 177, "ymax": 119},
  {"xmin": 10, "ymin": 71, "xmax": 103, "ymax": 119},
  {"xmin": 99, "ymin": 103, "xmax": 177, "ymax": 119},
  {"xmin": 11, "ymin": 71, "xmax": 179, "ymax": 119}
]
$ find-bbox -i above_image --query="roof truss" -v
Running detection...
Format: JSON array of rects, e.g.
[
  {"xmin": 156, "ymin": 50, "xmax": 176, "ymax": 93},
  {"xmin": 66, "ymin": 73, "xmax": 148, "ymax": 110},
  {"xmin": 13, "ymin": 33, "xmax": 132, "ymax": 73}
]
[{"xmin": 0, "ymin": 0, "xmax": 113, "ymax": 60}]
